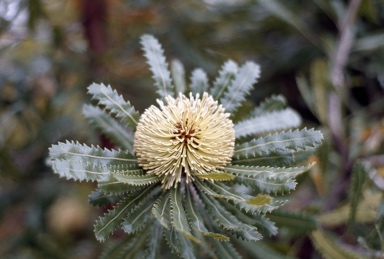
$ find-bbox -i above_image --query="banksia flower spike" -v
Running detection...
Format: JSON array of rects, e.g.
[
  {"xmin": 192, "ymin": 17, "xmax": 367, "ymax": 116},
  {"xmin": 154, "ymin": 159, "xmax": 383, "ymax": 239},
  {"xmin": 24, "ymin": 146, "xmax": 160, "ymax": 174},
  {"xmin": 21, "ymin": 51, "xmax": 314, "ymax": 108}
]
[{"xmin": 49, "ymin": 34, "xmax": 323, "ymax": 259}]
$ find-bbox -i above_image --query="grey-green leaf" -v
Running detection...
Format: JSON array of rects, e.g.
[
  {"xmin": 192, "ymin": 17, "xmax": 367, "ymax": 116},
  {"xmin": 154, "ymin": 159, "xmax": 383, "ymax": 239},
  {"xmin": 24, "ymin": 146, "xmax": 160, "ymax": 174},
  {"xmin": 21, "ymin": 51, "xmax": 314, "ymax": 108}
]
[
  {"xmin": 185, "ymin": 184, "xmax": 229, "ymax": 241},
  {"xmin": 220, "ymin": 61, "xmax": 260, "ymax": 113},
  {"xmin": 170, "ymin": 186, "xmax": 199, "ymax": 243},
  {"xmin": 88, "ymin": 83, "xmax": 140, "ymax": 130},
  {"xmin": 152, "ymin": 191, "xmax": 171, "ymax": 228},
  {"xmin": 121, "ymin": 186, "xmax": 161, "ymax": 234},
  {"xmin": 141, "ymin": 34, "xmax": 174, "ymax": 98},
  {"xmin": 171, "ymin": 59, "xmax": 186, "ymax": 94},
  {"xmin": 250, "ymin": 94, "xmax": 287, "ymax": 116},
  {"xmin": 234, "ymin": 108, "xmax": 301, "ymax": 138},
  {"xmin": 49, "ymin": 141, "xmax": 137, "ymax": 182},
  {"xmin": 94, "ymin": 185, "xmax": 157, "ymax": 241},
  {"xmin": 198, "ymin": 187, "xmax": 262, "ymax": 241},
  {"xmin": 82, "ymin": 104, "xmax": 134, "ymax": 153},
  {"xmin": 210, "ymin": 60, "xmax": 238, "ymax": 100},
  {"xmin": 233, "ymin": 128, "xmax": 323, "ymax": 161},
  {"xmin": 225, "ymin": 164, "xmax": 313, "ymax": 193},
  {"xmin": 113, "ymin": 171, "xmax": 161, "ymax": 186},
  {"xmin": 190, "ymin": 68, "xmax": 209, "ymax": 96},
  {"xmin": 145, "ymin": 222, "xmax": 163, "ymax": 259}
]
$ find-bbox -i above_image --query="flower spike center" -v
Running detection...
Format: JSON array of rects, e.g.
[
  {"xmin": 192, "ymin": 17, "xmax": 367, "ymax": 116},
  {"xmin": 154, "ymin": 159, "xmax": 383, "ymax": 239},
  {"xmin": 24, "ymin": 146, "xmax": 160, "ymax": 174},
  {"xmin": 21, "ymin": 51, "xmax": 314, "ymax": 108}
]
[{"xmin": 134, "ymin": 92, "xmax": 235, "ymax": 189}]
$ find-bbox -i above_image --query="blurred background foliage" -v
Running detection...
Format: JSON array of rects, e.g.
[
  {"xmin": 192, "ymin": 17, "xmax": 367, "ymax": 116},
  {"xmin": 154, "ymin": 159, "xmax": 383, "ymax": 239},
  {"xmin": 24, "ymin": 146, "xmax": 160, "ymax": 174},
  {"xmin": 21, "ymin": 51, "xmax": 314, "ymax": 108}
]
[{"xmin": 0, "ymin": 0, "xmax": 383, "ymax": 258}]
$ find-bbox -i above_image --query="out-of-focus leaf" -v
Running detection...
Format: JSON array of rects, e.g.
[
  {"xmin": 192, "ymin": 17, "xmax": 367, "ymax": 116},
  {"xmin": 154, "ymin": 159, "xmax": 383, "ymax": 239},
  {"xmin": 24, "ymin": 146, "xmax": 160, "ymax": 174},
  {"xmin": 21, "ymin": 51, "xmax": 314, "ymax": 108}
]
[
  {"xmin": 348, "ymin": 160, "xmax": 369, "ymax": 225},
  {"xmin": 268, "ymin": 210, "xmax": 317, "ymax": 233},
  {"xmin": 190, "ymin": 68, "xmax": 209, "ymax": 96},
  {"xmin": 311, "ymin": 230, "xmax": 363, "ymax": 259},
  {"xmin": 171, "ymin": 59, "xmax": 186, "ymax": 94}
]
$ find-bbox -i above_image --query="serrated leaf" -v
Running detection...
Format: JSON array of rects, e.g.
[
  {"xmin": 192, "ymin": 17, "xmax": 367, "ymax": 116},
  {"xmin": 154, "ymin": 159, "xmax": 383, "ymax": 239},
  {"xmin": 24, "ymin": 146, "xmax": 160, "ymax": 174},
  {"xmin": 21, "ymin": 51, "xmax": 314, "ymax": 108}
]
[
  {"xmin": 171, "ymin": 59, "xmax": 186, "ymax": 94},
  {"xmin": 233, "ymin": 128, "xmax": 323, "ymax": 160},
  {"xmin": 210, "ymin": 60, "xmax": 238, "ymax": 100},
  {"xmin": 83, "ymin": 104, "xmax": 134, "ymax": 153},
  {"xmin": 232, "ymin": 149, "xmax": 314, "ymax": 167},
  {"xmin": 185, "ymin": 184, "xmax": 229, "ymax": 241},
  {"xmin": 225, "ymin": 164, "xmax": 313, "ymax": 193},
  {"xmin": 197, "ymin": 172, "xmax": 235, "ymax": 181},
  {"xmin": 198, "ymin": 188, "xmax": 262, "ymax": 241},
  {"xmin": 311, "ymin": 230, "xmax": 363, "ymax": 259},
  {"xmin": 209, "ymin": 238, "xmax": 241, "ymax": 259},
  {"xmin": 176, "ymin": 230, "xmax": 197, "ymax": 259},
  {"xmin": 145, "ymin": 222, "xmax": 163, "ymax": 259},
  {"xmin": 268, "ymin": 210, "xmax": 316, "ymax": 233},
  {"xmin": 49, "ymin": 141, "xmax": 138, "ymax": 182},
  {"xmin": 98, "ymin": 179, "xmax": 146, "ymax": 195},
  {"xmin": 121, "ymin": 186, "xmax": 161, "ymax": 234},
  {"xmin": 152, "ymin": 191, "xmax": 171, "ymax": 228},
  {"xmin": 88, "ymin": 83, "xmax": 140, "ymax": 130},
  {"xmin": 250, "ymin": 94, "xmax": 287, "ymax": 116},
  {"xmin": 113, "ymin": 171, "xmax": 161, "ymax": 186},
  {"xmin": 190, "ymin": 68, "xmax": 209, "ymax": 96},
  {"xmin": 163, "ymin": 228, "xmax": 181, "ymax": 255},
  {"xmin": 247, "ymin": 194, "xmax": 272, "ymax": 205},
  {"xmin": 88, "ymin": 190, "xmax": 124, "ymax": 207},
  {"xmin": 349, "ymin": 160, "xmax": 369, "ymax": 225},
  {"xmin": 219, "ymin": 199, "xmax": 278, "ymax": 236},
  {"xmin": 94, "ymin": 185, "xmax": 157, "ymax": 241},
  {"xmin": 141, "ymin": 34, "xmax": 174, "ymax": 98},
  {"xmin": 196, "ymin": 179, "xmax": 283, "ymax": 214},
  {"xmin": 99, "ymin": 222, "xmax": 152, "ymax": 259},
  {"xmin": 220, "ymin": 61, "xmax": 260, "ymax": 113},
  {"xmin": 234, "ymin": 108, "xmax": 301, "ymax": 138},
  {"xmin": 170, "ymin": 186, "xmax": 199, "ymax": 243},
  {"xmin": 237, "ymin": 239, "xmax": 295, "ymax": 259}
]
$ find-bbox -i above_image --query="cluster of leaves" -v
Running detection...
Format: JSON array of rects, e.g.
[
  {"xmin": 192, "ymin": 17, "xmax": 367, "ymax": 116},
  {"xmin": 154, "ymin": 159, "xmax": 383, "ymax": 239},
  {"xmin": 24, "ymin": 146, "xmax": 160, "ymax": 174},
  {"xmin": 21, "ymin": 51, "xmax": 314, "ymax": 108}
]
[{"xmin": 49, "ymin": 34, "xmax": 323, "ymax": 258}]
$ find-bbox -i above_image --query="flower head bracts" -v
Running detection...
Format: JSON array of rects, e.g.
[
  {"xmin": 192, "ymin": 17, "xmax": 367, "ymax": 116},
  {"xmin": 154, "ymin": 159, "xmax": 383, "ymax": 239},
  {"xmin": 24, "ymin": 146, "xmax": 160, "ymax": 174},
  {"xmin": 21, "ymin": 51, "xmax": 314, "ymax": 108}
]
[{"xmin": 49, "ymin": 34, "xmax": 323, "ymax": 258}]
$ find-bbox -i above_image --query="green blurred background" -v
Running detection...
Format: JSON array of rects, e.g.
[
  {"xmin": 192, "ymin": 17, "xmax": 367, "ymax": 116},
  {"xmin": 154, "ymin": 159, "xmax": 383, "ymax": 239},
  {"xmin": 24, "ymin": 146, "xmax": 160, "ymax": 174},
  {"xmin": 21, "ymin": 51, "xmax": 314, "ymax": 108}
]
[{"xmin": 1, "ymin": 0, "xmax": 383, "ymax": 258}]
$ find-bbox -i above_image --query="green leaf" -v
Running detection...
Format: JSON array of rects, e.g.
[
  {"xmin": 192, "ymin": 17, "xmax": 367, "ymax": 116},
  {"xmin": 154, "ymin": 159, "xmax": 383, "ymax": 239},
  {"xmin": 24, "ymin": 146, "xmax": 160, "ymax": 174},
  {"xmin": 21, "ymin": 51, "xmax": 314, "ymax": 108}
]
[
  {"xmin": 190, "ymin": 68, "xmax": 209, "ymax": 96},
  {"xmin": 348, "ymin": 160, "xmax": 369, "ymax": 225},
  {"xmin": 141, "ymin": 34, "xmax": 174, "ymax": 98},
  {"xmin": 145, "ymin": 222, "xmax": 163, "ymax": 259},
  {"xmin": 113, "ymin": 171, "xmax": 161, "ymax": 186},
  {"xmin": 171, "ymin": 59, "xmax": 186, "ymax": 94},
  {"xmin": 196, "ymin": 179, "xmax": 283, "ymax": 214},
  {"xmin": 170, "ymin": 186, "xmax": 199, "ymax": 243},
  {"xmin": 152, "ymin": 191, "xmax": 171, "ymax": 228},
  {"xmin": 121, "ymin": 186, "xmax": 161, "ymax": 234},
  {"xmin": 268, "ymin": 210, "xmax": 316, "ymax": 233},
  {"xmin": 197, "ymin": 172, "xmax": 235, "ymax": 181},
  {"xmin": 225, "ymin": 164, "xmax": 313, "ymax": 194},
  {"xmin": 197, "ymin": 186, "xmax": 262, "ymax": 241},
  {"xmin": 88, "ymin": 83, "xmax": 140, "ymax": 130},
  {"xmin": 250, "ymin": 94, "xmax": 287, "ymax": 116},
  {"xmin": 220, "ymin": 61, "xmax": 260, "ymax": 113},
  {"xmin": 311, "ymin": 230, "xmax": 363, "ymax": 259},
  {"xmin": 209, "ymin": 238, "xmax": 241, "ymax": 259},
  {"xmin": 98, "ymin": 179, "xmax": 146, "ymax": 195},
  {"xmin": 176, "ymin": 231, "xmax": 197, "ymax": 259},
  {"xmin": 220, "ymin": 200, "xmax": 278, "ymax": 236},
  {"xmin": 210, "ymin": 60, "xmax": 238, "ymax": 101},
  {"xmin": 234, "ymin": 128, "xmax": 323, "ymax": 160},
  {"xmin": 82, "ymin": 104, "xmax": 134, "ymax": 153},
  {"xmin": 94, "ymin": 185, "xmax": 157, "ymax": 241},
  {"xmin": 99, "ymin": 235, "xmax": 136, "ymax": 259},
  {"xmin": 49, "ymin": 141, "xmax": 138, "ymax": 182},
  {"xmin": 88, "ymin": 190, "xmax": 124, "ymax": 207},
  {"xmin": 237, "ymin": 239, "xmax": 295, "ymax": 259},
  {"xmin": 234, "ymin": 108, "xmax": 301, "ymax": 138},
  {"xmin": 163, "ymin": 228, "xmax": 181, "ymax": 255},
  {"xmin": 185, "ymin": 184, "xmax": 229, "ymax": 241}
]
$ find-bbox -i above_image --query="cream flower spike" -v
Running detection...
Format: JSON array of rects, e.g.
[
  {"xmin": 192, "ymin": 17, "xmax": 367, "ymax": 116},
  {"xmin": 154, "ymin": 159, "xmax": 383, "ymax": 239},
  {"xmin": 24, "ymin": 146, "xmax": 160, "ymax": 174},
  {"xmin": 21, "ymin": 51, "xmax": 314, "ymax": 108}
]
[{"xmin": 134, "ymin": 92, "xmax": 235, "ymax": 189}]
